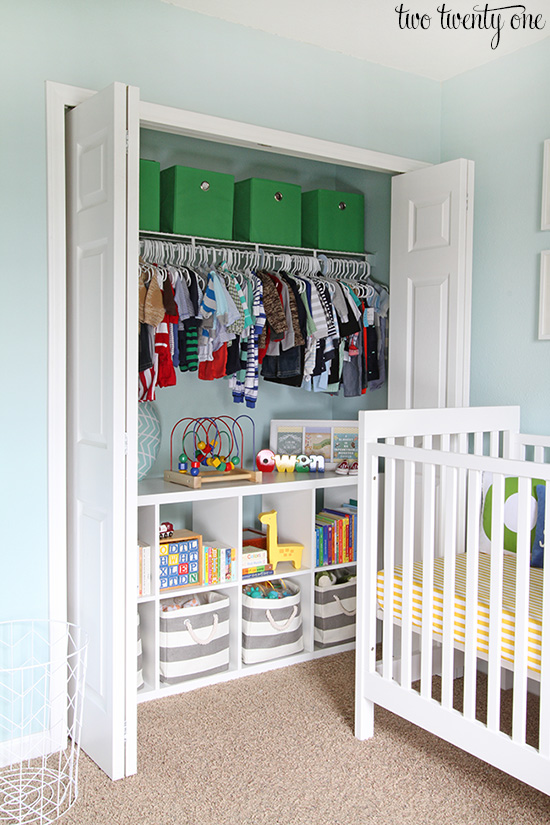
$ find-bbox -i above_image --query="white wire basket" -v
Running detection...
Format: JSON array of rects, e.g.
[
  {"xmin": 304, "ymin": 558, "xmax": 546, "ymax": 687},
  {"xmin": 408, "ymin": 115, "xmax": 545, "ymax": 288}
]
[{"xmin": 0, "ymin": 621, "xmax": 88, "ymax": 824}]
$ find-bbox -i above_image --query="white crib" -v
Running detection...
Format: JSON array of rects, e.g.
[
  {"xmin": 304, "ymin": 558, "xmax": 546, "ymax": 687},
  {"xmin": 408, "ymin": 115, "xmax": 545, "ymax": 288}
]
[{"xmin": 355, "ymin": 406, "xmax": 550, "ymax": 795}]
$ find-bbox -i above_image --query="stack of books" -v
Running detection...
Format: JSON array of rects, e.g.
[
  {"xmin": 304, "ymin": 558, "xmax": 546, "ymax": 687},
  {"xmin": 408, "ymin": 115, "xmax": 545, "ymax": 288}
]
[
  {"xmin": 138, "ymin": 540, "xmax": 152, "ymax": 596},
  {"xmin": 241, "ymin": 546, "xmax": 274, "ymax": 579},
  {"xmin": 202, "ymin": 542, "xmax": 237, "ymax": 585},
  {"xmin": 315, "ymin": 501, "xmax": 357, "ymax": 566}
]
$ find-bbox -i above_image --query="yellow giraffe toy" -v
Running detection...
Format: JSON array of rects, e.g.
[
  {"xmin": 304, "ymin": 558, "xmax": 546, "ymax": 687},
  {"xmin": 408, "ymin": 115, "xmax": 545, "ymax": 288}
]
[{"xmin": 258, "ymin": 510, "xmax": 303, "ymax": 571}]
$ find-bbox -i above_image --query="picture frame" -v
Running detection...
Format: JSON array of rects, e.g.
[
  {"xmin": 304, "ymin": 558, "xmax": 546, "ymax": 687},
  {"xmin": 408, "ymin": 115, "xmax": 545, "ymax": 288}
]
[
  {"xmin": 542, "ymin": 139, "xmax": 550, "ymax": 231},
  {"xmin": 269, "ymin": 419, "xmax": 359, "ymax": 471},
  {"xmin": 539, "ymin": 251, "xmax": 550, "ymax": 340}
]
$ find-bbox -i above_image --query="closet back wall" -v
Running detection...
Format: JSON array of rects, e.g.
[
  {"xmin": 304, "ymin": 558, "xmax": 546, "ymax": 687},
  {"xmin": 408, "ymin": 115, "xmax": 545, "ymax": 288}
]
[
  {"xmin": 2, "ymin": 0, "xmax": 442, "ymax": 623},
  {"xmin": 139, "ymin": 129, "xmax": 392, "ymax": 478}
]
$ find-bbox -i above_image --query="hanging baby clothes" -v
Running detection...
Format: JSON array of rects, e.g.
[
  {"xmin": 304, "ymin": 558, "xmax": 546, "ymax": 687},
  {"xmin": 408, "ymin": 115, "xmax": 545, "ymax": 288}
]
[
  {"xmin": 229, "ymin": 278, "xmax": 266, "ymax": 408},
  {"xmin": 198, "ymin": 270, "xmax": 241, "ymax": 381},
  {"xmin": 138, "ymin": 242, "xmax": 388, "ymax": 405},
  {"xmin": 173, "ymin": 269, "xmax": 202, "ymax": 373}
]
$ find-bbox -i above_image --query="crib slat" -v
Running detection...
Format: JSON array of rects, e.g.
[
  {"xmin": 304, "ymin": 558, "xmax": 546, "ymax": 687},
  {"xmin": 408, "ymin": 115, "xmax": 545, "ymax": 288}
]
[
  {"xmin": 489, "ymin": 430, "xmax": 500, "ymax": 457},
  {"xmin": 534, "ymin": 445, "xmax": 544, "ymax": 463},
  {"xmin": 400, "ymin": 456, "xmax": 415, "ymax": 690},
  {"xmin": 487, "ymin": 473, "xmax": 504, "ymax": 733},
  {"xmin": 539, "ymin": 481, "xmax": 550, "ymax": 757},
  {"xmin": 473, "ymin": 430, "xmax": 484, "ymax": 456},
  {"xmin": 437, "ymin": 435, "xmax": 450, "ymax": 560},
  {"xmin": 441, "ymin": 466, "xmax": 458, "ymax": 710},
  {"xmin": 382, "ymin": 456, "xmax": 396, "ymax": 680},
  {"xmin": 420, "ymin": 461, "xmax": 436, "ymax": 699},
  {"xmin": 464, "ymin": 469, "xmax": 482, "ymax": 721},
  {"xmin": 456, "ymin": 432, "xmax": 468, "ymax": 566},
  {"xmin": 512, "ymin": 476, "xmax": 531, "ymax": 745}
]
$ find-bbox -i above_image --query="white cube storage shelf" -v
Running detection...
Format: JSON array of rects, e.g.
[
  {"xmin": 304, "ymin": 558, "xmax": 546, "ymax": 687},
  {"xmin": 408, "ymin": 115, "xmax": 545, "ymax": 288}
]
[{"xmin": 137, "ymin": 472, "xmax": 357, "ymax": 701}]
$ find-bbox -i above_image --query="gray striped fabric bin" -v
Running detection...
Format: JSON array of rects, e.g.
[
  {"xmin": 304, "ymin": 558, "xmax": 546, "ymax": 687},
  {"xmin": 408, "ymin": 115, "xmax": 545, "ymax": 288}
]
[
  {"xmin": 314, "ymin": 576, "xmax": 356, "ymax": 648},
  {"xmin": 242, "ymin": 581, "xmax": 303, "ymax": 665},
  {"xmin": 159, "ymin": 592, "xmax": 230, "ymax": 684}
]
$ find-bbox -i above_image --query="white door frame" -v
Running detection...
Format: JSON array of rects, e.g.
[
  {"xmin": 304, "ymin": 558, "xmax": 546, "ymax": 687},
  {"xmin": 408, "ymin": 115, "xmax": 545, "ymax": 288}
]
[{"xmin": 45, "ymin": 78, "xmax": 430, "ymax": 625}]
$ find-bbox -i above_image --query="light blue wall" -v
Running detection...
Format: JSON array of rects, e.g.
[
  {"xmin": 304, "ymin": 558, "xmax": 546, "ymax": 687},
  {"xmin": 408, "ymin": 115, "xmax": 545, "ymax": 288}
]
[
  {"xmin": 441, "ymin": 37, "xmax": 550, "ymax": 435},
  {"xmin": 0, "ymin": 0, "xmax": 441, "ymax": 621}
]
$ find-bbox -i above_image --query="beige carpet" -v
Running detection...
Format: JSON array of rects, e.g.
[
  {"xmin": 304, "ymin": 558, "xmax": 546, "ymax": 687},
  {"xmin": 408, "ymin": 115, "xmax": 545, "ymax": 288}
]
[{"xmin": 66, "ymin": 652, "xmax": 550, "ymax": 825}]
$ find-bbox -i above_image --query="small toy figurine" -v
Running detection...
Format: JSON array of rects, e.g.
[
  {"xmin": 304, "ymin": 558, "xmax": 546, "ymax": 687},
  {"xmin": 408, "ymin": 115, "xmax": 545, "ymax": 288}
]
[
  {"xmin": 159, "ymin": 522, "xmax": 174, "ymax": 539},
  {"xmin": 258, "ymin": 510, "xmax": 303, "ymax": 571}
]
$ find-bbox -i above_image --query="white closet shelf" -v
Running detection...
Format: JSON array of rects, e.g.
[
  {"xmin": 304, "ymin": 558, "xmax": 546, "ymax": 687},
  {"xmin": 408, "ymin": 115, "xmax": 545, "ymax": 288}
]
[
  {"xmin": 137, "ymin": 471, "xmax": 358, "ymax": 703},
  {"xmin": 138, "ymin": 470, "xmax": 356, "ymax": 505}
]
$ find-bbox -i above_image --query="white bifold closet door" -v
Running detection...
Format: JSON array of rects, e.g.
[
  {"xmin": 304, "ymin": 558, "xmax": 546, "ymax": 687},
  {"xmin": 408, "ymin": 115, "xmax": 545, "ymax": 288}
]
[
  {"xmin": 388, "ymin": 158, "xmax": 474, "ymax": 409},
  {"xmin": 66, "ymin": 81, "xmax": 139, "ymax": 781}
]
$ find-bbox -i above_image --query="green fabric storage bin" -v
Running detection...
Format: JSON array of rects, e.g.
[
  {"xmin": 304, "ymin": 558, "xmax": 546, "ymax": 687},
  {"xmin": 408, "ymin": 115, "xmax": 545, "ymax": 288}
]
[
  {"xmin": 160, "ymin": 165, "xmax": 234, "ymax": 239},
  {"xmin": 139, "ymin": 159, "xmax": 160, "ymax": 232},
  {"xmin": 302, "ymin": 189, "xmax": 365, "ymax": 253},
  {"xmin": 233, "ymin": 178, "xmax": 301, "ymax": 247}
]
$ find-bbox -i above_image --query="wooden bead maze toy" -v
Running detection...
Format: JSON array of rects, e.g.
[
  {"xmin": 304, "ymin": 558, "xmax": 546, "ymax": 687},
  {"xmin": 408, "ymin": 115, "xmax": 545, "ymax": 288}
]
[{"xmin": 164, "ymin": 415, "xmax": 262, "ymax": 489}]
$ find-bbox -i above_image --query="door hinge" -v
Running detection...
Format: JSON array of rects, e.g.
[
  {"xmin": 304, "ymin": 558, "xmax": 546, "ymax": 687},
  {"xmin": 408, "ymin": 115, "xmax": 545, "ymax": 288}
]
[
  {"xmin": 125, "ymin": 130, "xmax": 129, "ymax": 154},
  {"xmin": 123, "ymin": 721, "xmax": 127, "ymax": 743},
  {"xmin": 124, "ymin": 433, "xmax": 129, "ymax": 455}
]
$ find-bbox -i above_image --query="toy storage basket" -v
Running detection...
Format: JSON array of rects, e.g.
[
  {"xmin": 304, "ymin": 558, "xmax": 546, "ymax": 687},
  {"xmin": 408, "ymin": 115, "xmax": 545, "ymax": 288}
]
[
  {"xmin": 0, "ymin": 620, "xmax": 88, "ymax": 825},
  {"xmin": 159, "ymin": 592, "xmax": 230, "ymax": 684},
  {"xmin": 242, "ymin": 581, "xmax": 304, "ymax": 665},
  {"xmin": 314, "ymin": 573, "xmax": 356, "ymax": 649}
]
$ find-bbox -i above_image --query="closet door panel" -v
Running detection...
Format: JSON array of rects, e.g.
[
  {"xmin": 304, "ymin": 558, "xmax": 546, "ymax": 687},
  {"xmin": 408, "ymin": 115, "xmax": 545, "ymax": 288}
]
[
  {"xmin": 66, "ymin": 81, "xmax": 134, "ymax": 781},
  {"xmin": 408, "ymin": 273, "xmax": 449, "ymax": 408},
  {"xmin": 388, "ymin": 158, "xmax": 474, "ymax": 409}
]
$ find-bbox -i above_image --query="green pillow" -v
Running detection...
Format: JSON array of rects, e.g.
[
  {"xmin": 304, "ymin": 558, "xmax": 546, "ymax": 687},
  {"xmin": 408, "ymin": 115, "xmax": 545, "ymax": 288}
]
[{"xmin": 480, "ymin": 474, "xmax": 543, "ymax": 554}]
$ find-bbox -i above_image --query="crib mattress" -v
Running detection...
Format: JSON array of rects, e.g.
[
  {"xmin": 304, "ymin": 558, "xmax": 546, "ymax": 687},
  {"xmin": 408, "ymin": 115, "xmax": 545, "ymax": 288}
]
[{"xmin": 376, "ymin": 553, "xmax": 544, "ymax": 674}]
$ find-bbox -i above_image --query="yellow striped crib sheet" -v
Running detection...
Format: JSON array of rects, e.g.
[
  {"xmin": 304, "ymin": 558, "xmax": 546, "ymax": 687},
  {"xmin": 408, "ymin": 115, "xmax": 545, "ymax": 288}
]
[{"xmin": 376, "ymin": 553, "xmax": 544, "ymax": 674}]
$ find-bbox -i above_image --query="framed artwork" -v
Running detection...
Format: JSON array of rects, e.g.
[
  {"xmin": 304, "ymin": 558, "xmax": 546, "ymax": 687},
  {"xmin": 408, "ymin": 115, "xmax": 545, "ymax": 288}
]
[
  {"xmin": 542, "ymin": 140, "xmax": 550, "ymax": 231},
  {"xmin": 269, "ymin": 419, "xmax": 359, "ymax": 471},
  {"xmin": 539, "ymin": 251, "xmax": 550, "ymax": 340}
]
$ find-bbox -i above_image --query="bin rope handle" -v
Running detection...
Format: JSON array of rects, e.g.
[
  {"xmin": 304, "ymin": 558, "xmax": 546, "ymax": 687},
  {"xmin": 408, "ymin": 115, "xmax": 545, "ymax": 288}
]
[
  {"xmin": 266, "ymin": 605, "xmax": 298, "ymax": 632},
  {"xmin": 185, "ymin": 613, "xmax": 219, "ymax": 645},
  {"xmin": 333, "ymin": 595, "xmax": 356, "ymax": 617}
]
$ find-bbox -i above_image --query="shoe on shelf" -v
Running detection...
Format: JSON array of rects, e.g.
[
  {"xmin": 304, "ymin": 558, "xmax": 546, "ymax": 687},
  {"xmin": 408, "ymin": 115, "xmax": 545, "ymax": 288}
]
[
  {"xmin": 335, "ymin": 460, "xmax": 350, "ymax": 475},
  {"xmin": 349, "ymin": 461, "xmax": 358, "ymax": 475}
]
